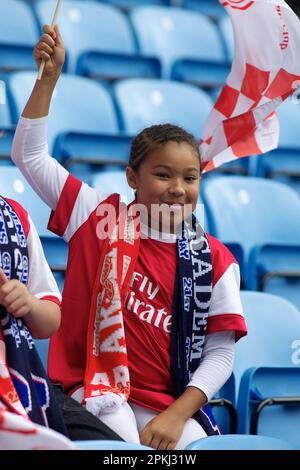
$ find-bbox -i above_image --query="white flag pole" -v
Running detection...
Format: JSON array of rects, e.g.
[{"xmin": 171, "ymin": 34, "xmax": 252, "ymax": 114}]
[{"xmin": 37, "ymin": 0, "xmax": 63, "ymax": 80}]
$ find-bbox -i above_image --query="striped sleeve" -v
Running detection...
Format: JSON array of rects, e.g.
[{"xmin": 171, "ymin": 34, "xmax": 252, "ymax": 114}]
[
  {"xmin": 207, "ymin": 235, "xmax": 247, "ymax": 341},
  {"xmin": 47, "ymin": 174, "xmax": 82, "ymax": 239},
  {"xmin": 47, "ymin": 174, "xmax": 104, "ymax": 242}
]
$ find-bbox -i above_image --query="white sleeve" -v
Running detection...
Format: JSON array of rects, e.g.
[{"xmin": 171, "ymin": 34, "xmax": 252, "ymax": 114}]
[
  {"xmin": 11, "ymin": 116, "xmax": 69, "ymax": 210},
  {"xmin": 187, "ymin": 330, "xmax": 235, "ymax": 401},
  {"xmin": 27, "ymin": 216, "xmax": 62, "ymax": 301}
]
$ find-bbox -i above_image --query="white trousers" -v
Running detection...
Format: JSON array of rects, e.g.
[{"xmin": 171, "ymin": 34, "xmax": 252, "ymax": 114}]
[{"xmin": 99, "ymin": 401, "xmax": 207, "ymax": 450}]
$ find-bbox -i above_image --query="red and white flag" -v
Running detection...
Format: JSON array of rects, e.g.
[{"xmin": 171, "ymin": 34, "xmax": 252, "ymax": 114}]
[{"xmin": 201, "ymin": 0, "xmax": 300, "ymax": 172}]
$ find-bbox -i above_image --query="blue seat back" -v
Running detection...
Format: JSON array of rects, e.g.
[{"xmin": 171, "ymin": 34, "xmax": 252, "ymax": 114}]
[
  {"xmin": 35, "ymin": 338, "xmax": 50, "ymax": 371},
  {"xmin": 202, "ymin": 176, "xmax": 300, "ymax": 258},
  {"xmin": 0, "ymin": 166, "xmax": 51, "ymax": 236},
  {"xmin": 182, "ymin": 0, "xmax": 226, "ymax": 19},
  {"xmin": 236, "ymin": 291, "xmax": 300, "ymax": 395},
  {"xmin": 130, "ymin": 6, "xmax": 225, "ymax": 78},
  {"xmin": 236, "ymin": 291, "xmax": 300, "ymax": 441},
  {"xmin": 254, "ymin": 97, "xmax": 300, "ymax": 186},
  {"xmin": 0, "ymin": 78, "xmax": 14, "ymax": 160},
  {"xmin": 0, "ymin": 79, "xmax": 11, "ymax": 128},
  {"xmin": 104, "ymin": 0, "xmax": 170, "ymax": 7},
  {"xmin": 40, "ymin": 236, "xmax": 68, "ymax": 267},
  {"xmin": 0, "ymin": 0, "xmax": 38, "ymax": 72},
  {"xmin": 8, "ymin": 72, "xmax": 119, "ymax": 155},
  {"xmin": 114, "ymin": 78, "xmax": 213, "ymax": 138},
  {"xmin": 186, "ymin": 434, "xmax": 299, "ymax": 450},
  {"xmin": 35, "ymin": 1, "xmax": 135, "ymax": 74},
  {"xmin": 41, "ymin": 235, "xmax": 68, "ymax": 291},
  {"xmin": 219, "ymin": 15, "xmax": 234, "ymax": 60},
  {"xmin": 277, "ymin": 96, "xmax": 300, "ymax": 148},
  {"xmin": 91, "ymin": 169, "xmax": 134, "ymax": 204},
  {"xmin": 262, "ymin": 276, "xmax": 300, "ymax": 311},
  {"xmin": 0, "ymin": 0, "xmax": 38, "ymax": 47}
]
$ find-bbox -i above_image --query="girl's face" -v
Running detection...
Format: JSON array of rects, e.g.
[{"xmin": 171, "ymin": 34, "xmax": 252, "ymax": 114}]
[{"xmin": 126, "ymin": 141, "xmax": 201, "ymax": 233}]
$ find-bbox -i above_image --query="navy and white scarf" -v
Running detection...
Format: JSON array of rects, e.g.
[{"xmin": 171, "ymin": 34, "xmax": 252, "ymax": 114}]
[
  {"xmin": 171, "ymin": 216, "xmax": 219, "ymax": 435},
  {"xmin": 0, "ymin": 196, "xmax": 68, "ymax": 436}
]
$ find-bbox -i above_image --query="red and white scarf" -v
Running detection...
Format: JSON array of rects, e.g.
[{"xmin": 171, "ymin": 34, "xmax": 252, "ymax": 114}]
[
  {"xmin": 83, "ymin": 197, "xmax": 140, "ymax": 416},
  {"xmin": 0, "ymin": 318, "xmax": 74, "ymax": 450},
  {"xmin": 201, "ymin": 0, "xmax": 300, "ymax": 172},
  {"xmin": 0, "ymin": 408, "xmax": 76, "ymax": 450}
]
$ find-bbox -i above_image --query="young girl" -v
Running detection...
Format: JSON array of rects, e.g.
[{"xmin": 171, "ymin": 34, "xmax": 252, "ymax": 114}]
[
  {"xmin": 11, "ymin": 25, "xmax": 247, "ymax": 450},
  {"xmin": 0, "ymin": 195, "xmax": 71, "ymax": 447}
]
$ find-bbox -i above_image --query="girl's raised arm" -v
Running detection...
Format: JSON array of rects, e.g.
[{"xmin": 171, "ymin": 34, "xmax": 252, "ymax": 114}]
[{"xmin": 12, "ymin": 25, "xmax": 68, "ymax": 211}]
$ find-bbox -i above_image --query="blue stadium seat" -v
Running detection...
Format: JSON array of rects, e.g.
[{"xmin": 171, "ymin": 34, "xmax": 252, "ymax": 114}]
[
  {"xmin": 35, "ymin": 338, "xmax": 50, "ymax": 370},
  {"xmin": 223, "ymin": 242, "xmax": 244, "ymax": 279},
  {"xmin": 34, "ymin": 1, "xmax": 161, "ymax": 80},
  {"xmin": 7, "ymin": 71, "xmax": 131, "ymax": 182},
  {"xmin": 202, "ymin": 176, "xmax": 300, "ymax": 305},
  {"xmin": 209, "ymin": 374, "xmax": 237, "ymax": 435},
  {"xmin": 219, "ymin": 15, "xmax": 234, "ymax": 61},
  {"xmin": 130, "ymin": 6, "xmax": 230, "ymax": 86},
  {"xmin": 0, "ymin": 0, "xmax": 38, "ymax": 73},
  {"xmin": 0, "ymin": 79, "xmax": 11, "ymax": 129},
  {"xmin": 234, "ymin": 291, "xmax": 300, "ymax": 446},
  {"xmin": 114, "ymin": 78, "xmax": 213, "ymax": 138},
  {"xmin": 103, "ymin": 0, "xmax": 170, "ymax": 9},
  {"xmin": 40, "ymin": 236, "xmax": 68, "ymax": 293},
  {"xmin": 51, "ymin": 271, "xmax": 65, "ymax": 294},
  {"xmin": 0, "ymin": 165, "xmax": 51, "ymax": 236},
  {"xmin": 40, "ymin": 236, "xmax": 68, "ymax": 272},
  {"xmin": 182, "ymin": 0, "xmax": 226, "ymax": 20},
  {"xmin": 255, "ymin": 96, "xmax": 300, "ymax": 194},
  {"xmin": 75, "ymin": 440, "xmax": 153, "ymax": 450},
  {"xmin": 91, "ymin": 169, "xmax": 135, "ymax": 204},
  {"xmin": 0, "ymin": 77, "xmax": 15, "ymax": 162},
  {"xmin": 186, "ymin": 434, "xmax": 299, "ymax": 450}
]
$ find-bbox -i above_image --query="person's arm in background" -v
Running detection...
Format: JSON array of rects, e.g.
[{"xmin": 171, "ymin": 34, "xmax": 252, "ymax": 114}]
[
  {"xmin": 0, "ymin": 267, "xmax": 60, "ymax": 339},
  {"xmin": 0, "ymin": 202, "xmax": 62, "ymax": 339}
]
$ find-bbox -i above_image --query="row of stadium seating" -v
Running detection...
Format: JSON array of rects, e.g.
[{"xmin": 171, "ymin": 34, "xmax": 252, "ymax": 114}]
[
  {"xmin": 35, "ymin": 290, "xmax": 300, "ymax": 447},
  {"xmin": 1, "ymin": 75, "xmax": 300, "ymax": 310},
  {"xmin": 74, "ymin": 434, "xmax": 299, "ymax": 450},
  {"xmin": 22, "ymin": 0, "xmax": 226, "ymax": 20},
  {"xmin": 1, "ymin": 71, "xmax": 300, "ymax": 185},
  {"xmin": 2, "ymin": 0, "xmax": 299, "ymax": 191},
  {"xmin": 1, "ymin": 163, "xmax": 300, "ymax": 310},
  {"xmin": 0, "ymin": 1, "xmax": 231, "ymax": 86}
]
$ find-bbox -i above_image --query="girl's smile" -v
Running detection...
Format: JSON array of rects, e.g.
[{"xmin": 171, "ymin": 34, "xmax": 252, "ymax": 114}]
[{"xmin": 126, "ymin": 141, "xmax": 201, "ymax": 233}]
